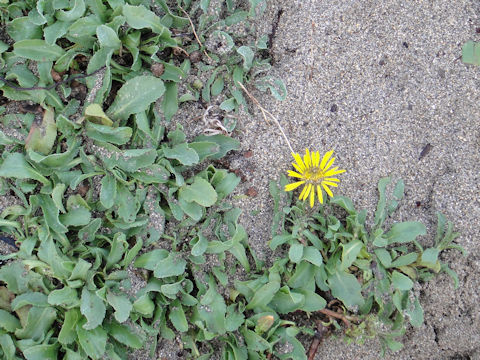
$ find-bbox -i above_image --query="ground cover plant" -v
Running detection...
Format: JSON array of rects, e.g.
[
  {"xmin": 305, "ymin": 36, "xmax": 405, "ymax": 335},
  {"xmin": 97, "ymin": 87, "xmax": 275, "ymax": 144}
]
[{"xmin": 0, "ymin": 0, "xmax": 465, "ymax": 359}]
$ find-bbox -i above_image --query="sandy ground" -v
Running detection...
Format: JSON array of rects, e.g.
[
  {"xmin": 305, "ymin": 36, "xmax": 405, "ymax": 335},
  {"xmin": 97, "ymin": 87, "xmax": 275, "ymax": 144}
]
[{"xmin": 227, "ymin": 0, "xmax": 480, "ymax": 358}]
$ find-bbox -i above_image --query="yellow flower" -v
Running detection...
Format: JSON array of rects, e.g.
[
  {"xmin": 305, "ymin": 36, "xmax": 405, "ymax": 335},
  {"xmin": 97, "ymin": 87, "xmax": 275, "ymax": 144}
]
[{"xmin": 285, "ymin": 149, "xmax": 345, "ymax": 207}]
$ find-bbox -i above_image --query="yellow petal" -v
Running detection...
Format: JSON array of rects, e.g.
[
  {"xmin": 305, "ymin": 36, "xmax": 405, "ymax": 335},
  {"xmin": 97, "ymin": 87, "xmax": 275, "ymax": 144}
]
[
  {"xmin": 303, "ymin": 149, "xmax": 312, "ymax": 168},
  {"xmin": 317, "ymin": 185, "xmax": 323, "ymax": 204},
  {"xmin": 323, "ymin": 157, "xmax": 335, "ymax": 171},
  {"xmin": 309, "ymin": 186, "xmax": 315, "ymax": 207},
  {"xmin": 292, "ymin": 162, "xmax": 304, "ymax": 174},
  {"xmin": 287, "ymin": 170, "xmax": 303, "ymax": 178},
  {"xmin": 322, "ymin": 183, "xmax": 334, "ymax": 197},
  {"xmin": 302, "ymin": 183, "xmax": 312, "ymax": 200},
  {"xmin": 313, "ymin": 151, "xmax": 320, "ymax": 167},
  {"xmin": 320, "ymin": 150, "xmax": 334, "ymax": 169},
  {"xmin": 292, "ymin": 152, "xmax": 305, "ymax": 171},
  {"xmin": 324, "ymin": 177, "xmax": 340, "ymax": 182},
  {"xmin": 322, "ymin": 181, "xmax": 338, "ymax": 187},
  {"xmin": 323, "ymin": 167, "xmax": 346, "ymax": 177},
  {"xmin": 299, "ymin": 183, "xmax": 309, "ymax": 199},
  {"xmin": 285, "ymin": 180, "xmax": 305, "ymax": 192}
]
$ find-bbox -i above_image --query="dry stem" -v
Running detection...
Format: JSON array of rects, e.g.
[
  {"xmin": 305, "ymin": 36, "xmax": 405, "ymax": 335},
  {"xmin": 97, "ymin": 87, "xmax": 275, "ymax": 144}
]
[
  {"xmin": 179, "ymin": 6, "xmax": 213, "ymax": 62},
  {"xmin": 236, "ymin": 82, "xmax": 294, "ymax": 154}
]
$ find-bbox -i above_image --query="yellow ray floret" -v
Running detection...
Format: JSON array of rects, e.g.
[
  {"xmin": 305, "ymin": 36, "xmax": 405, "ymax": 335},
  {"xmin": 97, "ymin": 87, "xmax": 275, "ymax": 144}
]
[{"xmin": 285, "ymin": 149, "xmax": 346, "ymax": 207}]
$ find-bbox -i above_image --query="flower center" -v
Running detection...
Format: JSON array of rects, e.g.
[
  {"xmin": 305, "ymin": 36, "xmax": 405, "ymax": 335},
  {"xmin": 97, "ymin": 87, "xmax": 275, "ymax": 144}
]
[{"xmin": 304, "ymin": 167, "xmax": 325, "ymax": 183}]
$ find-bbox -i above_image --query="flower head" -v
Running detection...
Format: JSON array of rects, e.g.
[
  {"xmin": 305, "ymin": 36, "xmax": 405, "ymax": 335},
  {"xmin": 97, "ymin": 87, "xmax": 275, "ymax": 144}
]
[{"xmin": 285, "ymin": 149, "xmax": 345, "ymax": 207}]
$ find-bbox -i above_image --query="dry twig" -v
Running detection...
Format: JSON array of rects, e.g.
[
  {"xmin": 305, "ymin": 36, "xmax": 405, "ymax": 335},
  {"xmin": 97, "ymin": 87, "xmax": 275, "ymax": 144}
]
[
  {"xmin": 307, "ymin": 320, "xmax": 329, "ymax": 360},
  {"xmin": 179, "ymin": 6, "xmax": 213, "ymax": 62},
  {"xmin": 237, "ymin": 82, "xmax": 294, "ymax": 154}
]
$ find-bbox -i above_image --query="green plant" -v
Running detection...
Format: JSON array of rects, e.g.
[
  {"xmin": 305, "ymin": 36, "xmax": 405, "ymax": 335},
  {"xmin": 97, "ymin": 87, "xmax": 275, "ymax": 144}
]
[{"xmin": 254, "ymin": 176, "xmax": 465, "ymax": 356}]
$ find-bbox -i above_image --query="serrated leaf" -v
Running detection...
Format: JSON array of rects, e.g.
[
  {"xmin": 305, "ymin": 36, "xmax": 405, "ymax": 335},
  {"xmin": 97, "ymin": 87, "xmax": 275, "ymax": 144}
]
[
  {"xmin": 80, "ymin": 287, "xmax": 106, "ymax": 330},
  {"xmin": 107, "ymin": 76, "xmax": 165, "ymax": 121},
  {"xmin": 181, "ymin": 178, "xmax": 217, "ymax": 207}
]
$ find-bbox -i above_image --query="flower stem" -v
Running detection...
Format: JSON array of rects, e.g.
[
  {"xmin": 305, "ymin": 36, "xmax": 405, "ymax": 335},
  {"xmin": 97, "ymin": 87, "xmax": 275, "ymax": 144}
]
[{"xmin": 237, "ymin": 82, "xmax": 294, "ymax": 154}]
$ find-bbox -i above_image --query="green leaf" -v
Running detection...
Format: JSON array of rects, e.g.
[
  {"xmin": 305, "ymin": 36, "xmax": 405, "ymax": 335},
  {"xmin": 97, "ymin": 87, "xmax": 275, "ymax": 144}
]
[
  {"xmin": 86, "ymin": 122, "xmax": 132, "ymax": 145},
  {"xmin": 162, "ymin": 81, "xmax": 178, "ymax": 121},
  {"xmin": 163, "ymin": 143, "xmax": 199, "ymax": 165},
  {"xmin": 105, "ymin": 321, "xmax": 145, "ymax": 349},
  {"xmin": 327, "ymin": 269, "xmax": 364, "ymax": 308},
  {"xmin": 386, "ymin": 222, "xmax": 426, "ymax": 245},
  {"xmin": 237, "ymin": 46, "xmax": 254, "ymax": 71},
  {"xmin": 77, "ymin": 320, "xmax": 107, "ymax": 360},
  {"xmin": 169, "ymin": 300, "xmax": 188, "ymax": 332},
  {"xmin": 80, "ymin": 287, "xmax": 106, "ymax": 330},
  {"xmin": 288, "ymin": 242, "xmax": 303, "ymax": 263},
  {"xmin": 241, "ymin": 328, "xmax": 271, "ymax": 352},
  {"xmin": 0, "ymin": 309, "xmax": 21, "ymax": 332},
  {"xmin": 211, "ymin": 76, "xmax": 224, "ymax": 96},
  {"xmin": 269, "ymin": 286, "xmax": 305, "ymax": 314},
  {"xmin": 15, "ymin": 306, "xmax": 57, "ymax": 342},
  {"xmin": 374, "ymin": 177, "xmax": 390, "ymax": 228},
  {"xmin": 302, "ymin": 246, "xmax": 323, "ymax": 267},
  {"xmin": 123, "ymin": 4, "xmax": 174, "ymax": 43},
  {"xmin": 11, "ymin": 292, "xmax": 48, "ymax": 311},
  {"xmin": 246, "ymin": 281, "xmax": 280, "ymax": 310},
  {"xmin": 96, "ymin": 24, "xmax": 121, "ymax": 49},
  {"xmin": 406, "ymin": 297, "xmax": 424, "ymax": 328},
  {"xmin": 84, "ymin": 103, "xmax": 113, "ymax": 126},
  {"xmin": 59, "ymin": 309, "xmax": 80, "ymax": 345},
  {"xmin": 13, "ymin": 39, "xmax": 65, "ymax": 61},
  {"xmin": 100, "ymin": 175, "xmax": 116, "ymax": 209},
  {"xmin": 390, "ymin": 252, "xmax": 418, "ymax": 268},
  {"xmin": 44, "ymin": 20, "xmax": 71, "ymax": 45},
  {"xmin": 193, "ymin": 134, "xmax": 240, "ymax": 159},
  {"xmin": 48, "ymin": 287, "xmax": 79, "ymax": 308},
  {"xmin": 198, "ymin": 284, "xmax": 226, "ymax": 334},
  {"xmin": 181, "ymin": 178, "xmax": 217, "ymax": 207},
  {"xmin": 22, "ymin": 343, "xmax": 59, "ymax": 360},
  {"xmin": 35, "ymin": 194, "xmax": 68, "ymax": 233},
  {"xmin": 134, "ymin": 249, "xmax": 168, "ymax": 270},
  {"xmin": 132, "ymin": 294, "xmax": 154, "ymax": 317},
  {"xmin": 0, "ymin": 333, "xmax": 16, "ymax": 360},
  {"xmin": 107, "ymin": 76, "xmax": 165, "ymax": 121},
  {"xmin": 462, "ymin": 40, "xmax": 480, "ymax": 65},
  {"xmin": 340, "ymin": 240, "xmax": 363, "ymax": 270},
  {"xmin": 103, "ymin": 147, "xmax": 157, "ymax": 172},
  {"xmin": 7, "ymin": 17, "xmax": 42, "ymax": 42},
  {"xmin": 115, "ymin": 182, "xmax": 138, "ymax": 223},
  {"xmin": 374, "ymin": 248, "xmax": 392, "ymax": 268},
  {"xmin": 55, "ymin": 0, "xmax": 86, "ymax": 22},
  {"xmin": 0, "ymin": 153, "xmax": 49, "ymax": 185},
  {"xmin": 254, "ymin": 76, "xmax": 287, "ymax": 101},
  {"xmin": 153, "ymin": 253, "xmax": 187, "ymax": 278},
  {"xmin": 391, "ymin": 271, "xmax": 414, "ymax": 291},
  {"xmin": 287, "ymin": 261, "xmax": 314, "ymax": 289},
  {"xmin": 296, "ymin": 289, "xmax": 326, "ymax": 312}
]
